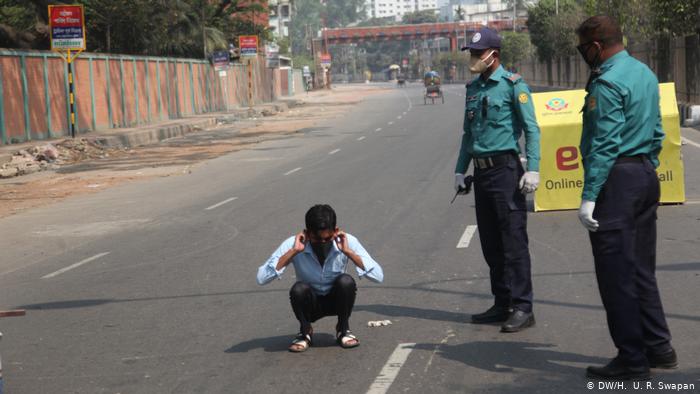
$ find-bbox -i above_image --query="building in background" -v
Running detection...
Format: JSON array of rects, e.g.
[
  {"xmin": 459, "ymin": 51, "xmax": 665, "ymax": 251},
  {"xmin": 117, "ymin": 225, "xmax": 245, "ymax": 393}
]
[
  {"xmin": 366, "ymin": 0, "xmax": 439, "ymax": 21},
  {"xmin": 439, "ymin": 0, "xmax": 534, "ymax": 22},
  {"xmin": 269, "ymin": 0, "xmax": 292, "ymax": 38}
]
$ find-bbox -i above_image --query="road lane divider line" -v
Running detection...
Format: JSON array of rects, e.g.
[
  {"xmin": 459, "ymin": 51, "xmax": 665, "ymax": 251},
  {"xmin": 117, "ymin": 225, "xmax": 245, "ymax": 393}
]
[
  {"xmin": 457, "ymin": 225, "xmax": 477, "ymax": 248},
  {"xmin": 329, "ymin": 148, "xmax": 341, "ymax": 155},
  {"xmin": 682, "ymin": 136, "xmax": 700, "ymax": 149},
  {"xmin": 366, "ymin": 343, "xmax": 416, "ymax": 394},
  {"xmin": 205, "ymin": 197, "xmax": 238, "ymax": 211},
  {"xmin": 357, "ymin": 136, "xmax": 366, "ymax": 141},
  {"xmin": 284, "ymin": 167, "xmax": 302, "ymax": 176},
  {"xmin": 388, "ymin": 121, "xmax": 394, "ymax": 125},
  {"xmin": 397, "ymin": 115, "xmax": 402, "ymax": 119},
  {"xmin": 375, "ymin": 128, "xmax": 382, "ymax": 132},
  {"xmin": 42, "ymin": 252, "xmax": 111, "ymax": 279}
]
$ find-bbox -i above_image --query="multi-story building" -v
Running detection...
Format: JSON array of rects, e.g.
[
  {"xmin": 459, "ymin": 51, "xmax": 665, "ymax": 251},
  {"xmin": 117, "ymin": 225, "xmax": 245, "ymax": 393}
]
[
  {"xmin": 439, "ymin": 0, "xmax": 534, "ymax": 23},
  {"xmin": 269, "ymin": 0, "xmax": 292, "ymax": 38},
  {"xmin": 366, "ymin": 0, "xmax": 439, "ymax": 20}
]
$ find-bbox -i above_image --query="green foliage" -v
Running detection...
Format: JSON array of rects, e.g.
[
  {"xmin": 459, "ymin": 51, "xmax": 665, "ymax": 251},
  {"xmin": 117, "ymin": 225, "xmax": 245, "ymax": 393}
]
[
  {"xmin": 582, "ymin": 0, "xmax": 654, "ymax": 39},
  {"xmin": 324, "ymin": 0, "xmax": 366, "ymax": 28},
  {"xmin": 500, "ymin": 31, "xmax": 532, "ymax": 68},
  {"xmin": 650, "ymin": 0, "xmax": 700, "ymax": 36},
  {"xmin": 291, "ymin": 54, "xmax": 314, "ymax": 70},
  {"xmin": 526, "ymin": 0, "xmax": 583, "ymax": 61},
  {"xmin": 402, "ymin": 10, "xmax": 438, "ymax": 25},
  {"xmin": 0, "ymin": 0, "xmax": 270, "ymax": 58}
]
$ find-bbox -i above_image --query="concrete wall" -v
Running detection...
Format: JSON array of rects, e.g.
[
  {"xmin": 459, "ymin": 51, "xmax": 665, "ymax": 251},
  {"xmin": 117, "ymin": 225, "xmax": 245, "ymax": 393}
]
[
  {"xmin": 0, "ymin": 50, "xmax": 301, "ymax": 145},
  {"xmin": 517, "ymin": 34, "xmax": 700, "ymax": 106}
]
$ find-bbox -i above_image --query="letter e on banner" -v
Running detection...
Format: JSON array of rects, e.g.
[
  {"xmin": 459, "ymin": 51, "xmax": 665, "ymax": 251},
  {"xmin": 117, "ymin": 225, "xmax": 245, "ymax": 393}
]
[{"xmin": 556, "ymin": 146, "xmax": 579, "ymax": 171}]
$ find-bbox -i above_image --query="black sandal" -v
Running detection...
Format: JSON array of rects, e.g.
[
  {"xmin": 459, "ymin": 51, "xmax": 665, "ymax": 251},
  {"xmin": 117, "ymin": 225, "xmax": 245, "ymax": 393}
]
[
  {"xmin": 289, "ymin": 332, "xmax": 312, "ymax": 352},
  {"xmin": 336, "ymin": 330, "xmax": 360, "ymax": 349}
]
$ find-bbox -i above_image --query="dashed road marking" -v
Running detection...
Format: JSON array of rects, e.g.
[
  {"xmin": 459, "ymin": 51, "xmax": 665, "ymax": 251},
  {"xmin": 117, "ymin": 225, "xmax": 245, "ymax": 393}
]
[
  {"xmin": 682, "ymin": 137, "xmax": 700, "ymax": 149},
  {"xmin": 329, "ymin": 148, "xmax": 341, "ymax": 155},
  {"xmin": 375, "ymin": 128, "xmax": 382, "ymax": 132},
  {"xmin": 205, "ymin": 197, "xmax": 238, "ymax": 211},
  {"xmin": 457, "ymin": 225, "xmax": 478, "ymax": 248},
  {"xmin": 366, "ymin": 343, "xmax": 416, "ymax": 394},
  {"xmin": 357, "ymin": 136, "xmax": 366, "ymax": 141},
  {"xmin": 42, "ymin": 252, "xmax": 111, "ymax": 279},
  {"xmin": 284, "ymin": 167, "xmax": 302, "ymax": 176},
  {"xmin": 388, "ymin": 121, "xmax": 394, "ymax": 125},
  {"xmin": 397, "ymin": 115, "xmax": 402, "ymax": 119}
]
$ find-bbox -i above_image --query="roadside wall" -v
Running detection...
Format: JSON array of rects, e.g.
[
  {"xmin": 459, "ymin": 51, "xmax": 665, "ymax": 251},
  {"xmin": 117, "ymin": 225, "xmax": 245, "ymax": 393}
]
[
  {"xmin": 517, "ymin": 34, "xmax": 700, "ymax": 106},
  {"xmin": 0, "ymin": 50, "xmax": 301, "ymax": 145}
]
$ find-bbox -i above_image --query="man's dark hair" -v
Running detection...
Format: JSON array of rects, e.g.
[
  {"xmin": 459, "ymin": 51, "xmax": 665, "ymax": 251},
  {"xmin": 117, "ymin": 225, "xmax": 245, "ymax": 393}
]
[
  {"xmin": 305, "ymin": 204, "xmax": 337, "ymax": 233},
  {"xmin": 576, "ymin": 15, "xmax": 623, "ymax": 46}
]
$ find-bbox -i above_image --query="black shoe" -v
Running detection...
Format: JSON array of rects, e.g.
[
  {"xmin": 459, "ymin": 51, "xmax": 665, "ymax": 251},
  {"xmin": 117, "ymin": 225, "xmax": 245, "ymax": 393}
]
[
  {"xmin": 586, "ymin": 358, "xmax": 650, "ymax": 380},
  {"xmin": 647, "ymin": 347, "xmax": 678, "ymax": 369},
  {"xmin": 500, "ymin": 310, "xmax": 535, "ymax": 332},
  {"xmin": 471, "ymin": 305, "xmax": 510, "ymax": 324}
]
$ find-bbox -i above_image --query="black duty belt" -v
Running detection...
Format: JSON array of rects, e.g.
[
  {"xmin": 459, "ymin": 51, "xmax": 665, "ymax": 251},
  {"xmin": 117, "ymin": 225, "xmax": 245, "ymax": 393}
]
[
  {"xmin": 616, "ymin": 155, "xmax": 646, "ymax": 164},
  {"xmin": 474, "ymin": 153, "xmax": 513, "ymax": 169}
]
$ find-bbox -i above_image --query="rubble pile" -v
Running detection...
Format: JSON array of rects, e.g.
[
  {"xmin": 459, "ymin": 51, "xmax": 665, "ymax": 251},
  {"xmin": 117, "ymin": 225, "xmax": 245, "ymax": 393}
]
[{"xmin": 0, "ymin": 139, "xmax": 109, "ymax": 179}]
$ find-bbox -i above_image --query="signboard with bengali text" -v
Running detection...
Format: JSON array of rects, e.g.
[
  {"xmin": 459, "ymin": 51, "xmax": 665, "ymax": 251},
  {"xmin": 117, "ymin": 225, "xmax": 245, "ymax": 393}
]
[
  {"xmin": 239, "ymin": 35, "xmax": 258, "ymax": 57},
  {"xmin": 49, "ymin": 5, "xmax": 86, "ymax": 51}
]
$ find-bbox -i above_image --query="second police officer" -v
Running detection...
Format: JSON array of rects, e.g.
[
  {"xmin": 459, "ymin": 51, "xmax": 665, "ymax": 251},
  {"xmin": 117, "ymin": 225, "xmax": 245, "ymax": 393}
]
[{"xmin": 455, "ymin": 28, "xmax": 541, "ymax": 332}]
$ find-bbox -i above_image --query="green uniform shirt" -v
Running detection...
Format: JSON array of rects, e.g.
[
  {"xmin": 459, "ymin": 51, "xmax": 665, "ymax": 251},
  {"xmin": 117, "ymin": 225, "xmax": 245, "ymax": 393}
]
[
  {"xmin": 580, "ymin": 50, "xmax": 665, "ymax": 202},
  {"xmin": 455, "ymin": 65, "xmax": 541, "ymax": 174}
]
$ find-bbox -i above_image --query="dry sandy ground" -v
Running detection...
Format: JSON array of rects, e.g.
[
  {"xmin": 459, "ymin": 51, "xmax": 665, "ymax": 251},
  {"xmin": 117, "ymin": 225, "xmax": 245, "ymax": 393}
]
[{"xmin": 0, "ymin": 85, "xmax": 390, "ymax": 218}]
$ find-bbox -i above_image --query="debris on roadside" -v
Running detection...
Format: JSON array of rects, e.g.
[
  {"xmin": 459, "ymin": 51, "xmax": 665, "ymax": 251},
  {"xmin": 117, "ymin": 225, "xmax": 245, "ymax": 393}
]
[
  {"xmin": 367, "ymin": 320, "xmax": 393, "ymax": 328},
  {"xmin": 0, "ymin": 139, "xmax": 111, "ymax": 179}
]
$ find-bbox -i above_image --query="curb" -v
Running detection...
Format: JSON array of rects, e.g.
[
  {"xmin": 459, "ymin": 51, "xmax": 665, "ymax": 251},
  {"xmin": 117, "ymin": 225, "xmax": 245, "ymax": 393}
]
[{"xmin": 91, "ymin": 118, "xmax": 218, "ymax": 149}]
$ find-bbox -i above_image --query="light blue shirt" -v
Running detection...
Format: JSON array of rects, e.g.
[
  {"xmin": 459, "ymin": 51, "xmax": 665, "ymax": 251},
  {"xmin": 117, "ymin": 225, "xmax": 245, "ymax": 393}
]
[{"xmin": 256, "ymin": 233, "xmax": 384, "ymax": 295}]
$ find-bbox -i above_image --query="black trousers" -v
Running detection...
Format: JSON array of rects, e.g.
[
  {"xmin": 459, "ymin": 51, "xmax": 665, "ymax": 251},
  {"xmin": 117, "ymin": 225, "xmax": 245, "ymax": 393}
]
[
  {"xmin": 473, "ymin": 154, "xmax": 534, "ymax": 313},
  {"xmin": 590, "ymin": 158, "xmax": 672, "ymax": 366},
  {"xmin": 289, "ymin": 274, "xmax": 357, "ymax": 334}
]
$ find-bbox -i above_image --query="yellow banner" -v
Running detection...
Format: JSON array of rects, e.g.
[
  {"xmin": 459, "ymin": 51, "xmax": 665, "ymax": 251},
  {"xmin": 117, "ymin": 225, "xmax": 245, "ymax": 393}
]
[{"xmin": 532, "ymin": 83, "xmax": 685, "ymax": 211}]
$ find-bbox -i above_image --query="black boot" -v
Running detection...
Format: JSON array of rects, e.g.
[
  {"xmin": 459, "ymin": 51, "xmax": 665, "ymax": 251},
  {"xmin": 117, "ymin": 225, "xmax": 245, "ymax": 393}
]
[
  {"xmin": 500, "ymin": 310, "xmax": 535, "ymax": 333},
  {"xmin": 586, "ymin": 358, "xmax": 650, "ymax": 380},
  {"xmin": 646, "ymin": 347, "xmax": 678, "ymax": 369},
  {"xmin": 471, "ymin": 305, "xmax": 510, "ymax": 324}
]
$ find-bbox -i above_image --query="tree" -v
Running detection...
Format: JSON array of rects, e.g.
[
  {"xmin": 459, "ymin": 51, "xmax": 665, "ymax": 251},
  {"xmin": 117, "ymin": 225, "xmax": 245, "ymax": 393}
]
[
  {"xmin": 651, "ymin": 0, "xmax": 700, "ymax": 36},
  {"xmin": 526, "ymin": 0, "xmax": 583, "ymax": 61},
  {"xmin": 323, "ymin": 0, "xmax": 366, "ymax": 28},
  {"xmin": 402, "ymin": 10, "xmax": 438, "ymax": 25},
  {"xmin": 500, "ymin": 31, "xmax": 532, "ymax": 69}
]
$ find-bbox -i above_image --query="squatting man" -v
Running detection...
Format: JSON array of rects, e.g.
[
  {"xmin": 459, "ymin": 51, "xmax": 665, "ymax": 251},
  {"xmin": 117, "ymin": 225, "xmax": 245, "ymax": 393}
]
[{"xmin": 257, "ymin": 204, "xmax": 384, "ymax": 352}]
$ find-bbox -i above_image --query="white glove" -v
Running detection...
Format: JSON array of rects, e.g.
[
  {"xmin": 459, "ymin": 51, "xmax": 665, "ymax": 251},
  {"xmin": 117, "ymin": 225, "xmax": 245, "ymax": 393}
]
[
  {"xmin": 578, "ymin": 200, "xmax": 599, "ymax": 232},
  {"xmin": 519, "ymin": 171, "xmax": 540, "ymax": 194},
  {"xmin": 455, "ymin": 173, "xmax": 466, "ymax": 192}
]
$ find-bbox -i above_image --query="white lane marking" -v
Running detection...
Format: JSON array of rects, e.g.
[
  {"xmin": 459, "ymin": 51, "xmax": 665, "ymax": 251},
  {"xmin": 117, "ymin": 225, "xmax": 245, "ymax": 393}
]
[
  {"xmin": 402, "ymin": 112, "xmax": 407, "ymax": 115},
  {"xmin": 375, "ymin": 128, "xmax": 382, "ymax": 132},
  {"xmin": 284, "ymin": 167, "xmax": 302, "ymax": 176},
  {"xmin": 388, "ymin": 121, "xmax": 394, "ymax": 125},
  {"xmin": 682, "ymin": 137, "xmax": 700, "ymax": 149},
  {"xmin": 357, "ymin": 136, "xmax": 366, "ymax": 141},
  {"xmin": 42, "ymin": 252, "xmax": 111, "ymax": 279},
  {"xmin": 329, "ymin": 148, "xmax": 341, "ymax": 155},
  {"xmin": 397, "ymin": 115, "xmax": 402, "ymax": 119},
  {"xmin": 457, "ymin": 225, "xmax": 477, "ymax": 248},
  {"xmin": 366, "ymin": 343, "xmax": 416, "ymax": 394},
  {"xmin": 684, "ymin": 200, "xmax": 700, "ymax": 205},
  {"xmin": 205, "ymin": 197, "xmax": 238, "ymax": 211}
]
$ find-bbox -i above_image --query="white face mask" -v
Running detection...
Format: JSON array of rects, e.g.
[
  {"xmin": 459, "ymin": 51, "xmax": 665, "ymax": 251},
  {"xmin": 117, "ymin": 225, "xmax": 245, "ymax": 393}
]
[{"xmin": 469, "ymin": 50, "xmax": 496, "ymax": 74}]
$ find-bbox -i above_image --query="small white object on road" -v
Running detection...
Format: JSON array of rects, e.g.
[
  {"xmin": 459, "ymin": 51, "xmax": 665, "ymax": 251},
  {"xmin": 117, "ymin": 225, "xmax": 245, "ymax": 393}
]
[
  {"xmin": 367, "ymin": 320, "xmax": 392, "ymax": 327},
  {"xmin": 284, "ymin": 167, "xmax": 302, "ymax": 176},
  {"xmin": 388, "ymin": 121, "xmax": 394, "ymax": 125},
  {"xmin": 205, "ymin": 197, "xmax": 238, "ymax": 211},
  {"xmin": 357, "ymin": 136, "xmax": 366, "ymax": 141},
  {"xmin": 457, "ymin": 225, "xmax": 477, "ymax": 249},
  {"xmin": 375, "ymin": 128, "xmax": 382, "ymax": 132},
  {"xmin": 42, "ymin": 252, "xmax": 111, "ymax": 279},
  {"xmin": 329, "ymin": 149, "xmax": 341, "ymax": 155}
]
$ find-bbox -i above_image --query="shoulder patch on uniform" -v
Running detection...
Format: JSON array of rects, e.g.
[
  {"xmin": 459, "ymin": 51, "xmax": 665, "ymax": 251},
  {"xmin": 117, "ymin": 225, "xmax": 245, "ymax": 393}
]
[{"xmin": 518, "ymin": 92, "xmax": 529, "ymax": 104}]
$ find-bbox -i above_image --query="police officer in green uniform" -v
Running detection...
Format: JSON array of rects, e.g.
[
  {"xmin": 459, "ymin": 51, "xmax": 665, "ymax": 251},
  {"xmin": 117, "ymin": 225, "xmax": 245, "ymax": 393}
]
[
  {"xmin": 455, "ymin": 28, "xmax": 540, "ymax": 333},
  {"xmin": 576, "ymin": 16, "xmax": 676, "ymax": 380}
]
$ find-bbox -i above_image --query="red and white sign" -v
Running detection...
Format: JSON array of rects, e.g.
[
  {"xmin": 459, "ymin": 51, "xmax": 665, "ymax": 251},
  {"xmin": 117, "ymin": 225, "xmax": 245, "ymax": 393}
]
[
  {"xmin": 49, "ymin": 5, "xmax": 86, "ymax": 51},
  {"xmin": 320, "ymin": 53, "xmax": 332, "ymax": 68},
  {"xmin": 239, "ymin": 35, "xmax": 259, "ymax": 57}
]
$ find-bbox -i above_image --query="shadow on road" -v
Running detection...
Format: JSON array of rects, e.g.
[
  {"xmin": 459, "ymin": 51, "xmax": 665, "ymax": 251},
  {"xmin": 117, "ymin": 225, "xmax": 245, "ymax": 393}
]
[
  {"xmin": 356, "ymin": 304, "xmax": 469, "ymax": 323},
  {"xmin": 225, "ymin": 333, "xmax": 338, "ymax": 353}
]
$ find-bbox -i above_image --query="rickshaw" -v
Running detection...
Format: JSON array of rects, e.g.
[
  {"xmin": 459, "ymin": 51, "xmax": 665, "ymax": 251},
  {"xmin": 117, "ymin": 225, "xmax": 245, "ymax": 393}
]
[{"xmin": 424, "ymin": 71, "xmax": 444, "ymax": 104}]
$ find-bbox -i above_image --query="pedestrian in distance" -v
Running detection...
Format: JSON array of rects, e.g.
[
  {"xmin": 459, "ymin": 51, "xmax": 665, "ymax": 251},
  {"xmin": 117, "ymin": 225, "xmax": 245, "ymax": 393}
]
[
  {"xmin": 575, "ymin": 15, "xmax": 676, "ymax": 380},
  {"xmin": 455, "ymin": 27, "xmax": 541, "ymax": 333},
  {"xmin": 256, "ymin": 205, "xmax": 384, "ymax": 352}
]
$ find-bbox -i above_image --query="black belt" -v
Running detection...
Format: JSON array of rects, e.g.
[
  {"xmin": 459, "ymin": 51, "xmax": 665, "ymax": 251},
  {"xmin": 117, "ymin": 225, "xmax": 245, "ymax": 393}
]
[
  {"xmin": 474, "ymin": 153, "xmax": 514, "ymax": 169},
  {"xmin": 616, "ymin": 155, "xmax": 646, "ymax": 164}
]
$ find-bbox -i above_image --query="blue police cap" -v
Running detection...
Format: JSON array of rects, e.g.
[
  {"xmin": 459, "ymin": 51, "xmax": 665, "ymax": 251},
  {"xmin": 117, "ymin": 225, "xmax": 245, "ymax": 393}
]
[{"xmin": 462, "ymin": 28, "xmax": 501, "ymax": 51}]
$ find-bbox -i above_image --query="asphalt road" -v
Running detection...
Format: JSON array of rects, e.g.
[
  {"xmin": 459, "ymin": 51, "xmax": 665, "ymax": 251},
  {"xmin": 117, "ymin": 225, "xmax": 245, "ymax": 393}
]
[{"xmin": 1, "ymin": 83, "xmax": 699, "ymax": 394}]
